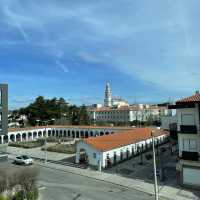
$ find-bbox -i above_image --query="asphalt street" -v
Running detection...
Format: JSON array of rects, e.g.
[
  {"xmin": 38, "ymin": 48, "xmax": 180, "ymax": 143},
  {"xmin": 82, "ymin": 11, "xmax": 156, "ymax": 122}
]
[{"xmin": 0, "ymin": 160, "xmax": 168, "ymax": 200}]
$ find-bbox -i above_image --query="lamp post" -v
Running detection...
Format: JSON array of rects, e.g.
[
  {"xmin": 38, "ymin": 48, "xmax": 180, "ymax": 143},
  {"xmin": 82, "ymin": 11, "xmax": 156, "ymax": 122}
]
[
  {"xmin": 43, "ymin": 118, "xmax": 55, "ymax": 163},
  {"xmin": 151, "ymin": 131, "xmax": 159, "ymax": 200}
]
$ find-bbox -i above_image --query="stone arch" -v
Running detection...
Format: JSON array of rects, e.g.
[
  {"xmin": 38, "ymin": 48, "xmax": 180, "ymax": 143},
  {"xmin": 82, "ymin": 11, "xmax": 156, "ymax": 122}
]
[
  {"xmin": 10, "ymin": 134, "xmax": 15, "ymax": 142},
  {"xmin": 78, "ymin": 148, "xmax": 89, "ymax": 165},
  {"xmin": 0, "ymin": 135, "xmax": 3, "ymax": 144},
  {"xmin": 63, "ymin": 130, "xmax": 67, "ymax": 137},
  {"xmin": 90, "ymin": 131, "xmax": 93, "ymax": 137},
  {"xmin": 105, "ymin": 131, "xmax": 109, "ymax": 135},
  {"xmin": 43, "ymin": 130, "xmax": 46, "ymax": 137},
  {"xmin": 56, "ymin": 130, "xmax": 59, "ymax": 137},
  {"xmin": 85, "ymin": 131, "xmax": 89, "ymax": 138},
  {"xmin": 80, "ymin": 131, "xmax": 84, "ymax": 138},
  {"xmin": 59, "ymin": 130, "xmax": 63, "ymax": 137},
  {"xmin": 16, "ymin": 133, "xmax": 21, "ymax": 141},
  {"xmin": 4, "ymin": 135, "xmax": 8, "ymax": 143},
  {"xmin": 68, "ymin": 130, "xmax": 71, "ymax": 137},
  {"xmin": 72, "ymin": 130, "xmax": 75, "ymax": 138},
  {"xmin": 38, "ymin": 131, "xmax": 42, "ymax": 138},
  {"xmin": 28, "ymin": 132, "xmax": 32, "ymax": 140},
  {"xmin": 95, "ymin": 131, "xmax": 99, "ymax": 137},
  {"xmin": 52, "ymin": 130, "xmax": 55, "ymax": 137},
  {"xmin": 76, "ymin": 131, "xmax": 79, "ymax": 138},
  {"xmin": 100, "ymin": 132, "xmax": 104, "ymax": 136},
  {"xmin": 33, "ymin": 132, "xmax": 37, "ymax": 139},
  {"xmin": 22, "ymin": 133, "xmax": 27, "ymax": 141},
  {"xmin": 48, "ymin": 130, "xmax": 51, "ymax": 137}
]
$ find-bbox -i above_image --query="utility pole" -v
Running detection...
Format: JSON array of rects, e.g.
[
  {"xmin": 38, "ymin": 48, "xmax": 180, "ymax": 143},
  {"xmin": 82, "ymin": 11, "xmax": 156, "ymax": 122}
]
[{"xmin": 151, "ymin": 131, "xmax": 159, "ymax": 200}]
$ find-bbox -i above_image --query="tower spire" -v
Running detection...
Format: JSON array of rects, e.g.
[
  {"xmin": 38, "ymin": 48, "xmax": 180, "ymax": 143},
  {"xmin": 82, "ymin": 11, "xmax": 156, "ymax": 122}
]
[{"xmin": 104, "ymin": 82, "xmax": 112, "ymax": 107}]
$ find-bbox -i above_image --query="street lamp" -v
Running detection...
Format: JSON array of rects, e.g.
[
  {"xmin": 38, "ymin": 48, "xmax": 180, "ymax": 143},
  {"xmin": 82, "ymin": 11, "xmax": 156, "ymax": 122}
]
[{"xmin": 151, "ymin": 131, "xmax": 159, "ymax": 200}]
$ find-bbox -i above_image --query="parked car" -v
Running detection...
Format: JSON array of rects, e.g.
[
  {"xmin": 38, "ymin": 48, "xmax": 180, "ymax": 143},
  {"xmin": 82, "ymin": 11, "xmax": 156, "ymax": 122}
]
[{"xmin": 14, "ymin": 155, "xmax": 33, "ymax": 165}]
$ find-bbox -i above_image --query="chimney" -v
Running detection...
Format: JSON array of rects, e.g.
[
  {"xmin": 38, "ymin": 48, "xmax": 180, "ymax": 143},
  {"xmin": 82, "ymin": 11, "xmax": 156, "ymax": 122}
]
[{"xmin": 195, "ymin": 90, "xmax": 199, "ymax": 95}]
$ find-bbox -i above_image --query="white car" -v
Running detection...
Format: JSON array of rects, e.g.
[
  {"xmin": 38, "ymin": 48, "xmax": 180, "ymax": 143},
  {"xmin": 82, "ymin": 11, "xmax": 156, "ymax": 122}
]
[{"xmin": 14, "ymin": 155, "xmax": 34, "ymax": 165}]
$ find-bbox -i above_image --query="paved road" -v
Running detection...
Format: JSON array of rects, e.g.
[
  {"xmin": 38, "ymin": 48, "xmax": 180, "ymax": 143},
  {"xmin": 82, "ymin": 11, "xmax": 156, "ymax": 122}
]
[
  {"xmin": 38, "ymin": 165, "xmax": 167, "ymax": 200},
  {"xmin": 0, "ymin": 160, "xmax": 167, "ymax": 200}
]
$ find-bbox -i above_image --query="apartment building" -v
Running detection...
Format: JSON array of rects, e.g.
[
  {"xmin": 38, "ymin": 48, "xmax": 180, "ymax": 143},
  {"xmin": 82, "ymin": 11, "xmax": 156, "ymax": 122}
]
[
  {"xmin": 169, "ymin": 91, "xmax": 200, "ymax": 188},
  {"xmin": 0, "ymin": 84, "xmax": 8, "ymax": 155},
  {"xmin": 0, "ymin": 84, "xmax": 8, "ymax": 136}
]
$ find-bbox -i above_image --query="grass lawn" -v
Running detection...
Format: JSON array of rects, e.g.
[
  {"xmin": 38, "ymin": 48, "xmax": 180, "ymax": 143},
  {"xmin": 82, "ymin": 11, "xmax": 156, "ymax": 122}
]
[
  {"xmin": 41, "ymin": 144, "xmax": 76, "ymax": 154},
  {"xmin": 9, "ymin": 140, "xmax": 44, "ymax": 149},
  {"xmin": 46, "ymin": 137, "xmax": 73, "ymax": 143}
]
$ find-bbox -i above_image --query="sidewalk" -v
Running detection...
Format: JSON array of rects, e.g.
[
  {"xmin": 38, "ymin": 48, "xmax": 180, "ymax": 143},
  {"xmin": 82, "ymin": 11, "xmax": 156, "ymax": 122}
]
[{"xmin": 34, "ymin": 160, "xmax": 200, "ymax": 200}]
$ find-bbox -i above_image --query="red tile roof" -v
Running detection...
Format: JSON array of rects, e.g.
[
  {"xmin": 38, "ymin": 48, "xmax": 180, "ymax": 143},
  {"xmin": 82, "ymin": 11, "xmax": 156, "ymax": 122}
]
[
  {"xmin": 83, "ymin": 128, "xmax": 168, "ymax": 152},
  {"xmin": 177, "ymin": 93, "xmax": 200, "ymax": 103}
]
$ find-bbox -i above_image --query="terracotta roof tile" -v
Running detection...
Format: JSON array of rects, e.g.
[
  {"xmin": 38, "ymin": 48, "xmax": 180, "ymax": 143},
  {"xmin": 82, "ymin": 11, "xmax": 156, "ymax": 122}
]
[
  {"xmin": 83, "ymin": 128, "xmax": 168, "ymax": 152},
  {"xmin": 177, "ymin": 93, "xmax": 200, "ymax": 103}
]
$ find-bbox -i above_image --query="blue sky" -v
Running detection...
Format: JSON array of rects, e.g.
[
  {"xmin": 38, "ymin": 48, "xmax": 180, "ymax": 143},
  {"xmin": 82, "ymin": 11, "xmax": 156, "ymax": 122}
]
[{"xmin": 0, "ymin": 0, "xmax": 200, "ymax": 109}]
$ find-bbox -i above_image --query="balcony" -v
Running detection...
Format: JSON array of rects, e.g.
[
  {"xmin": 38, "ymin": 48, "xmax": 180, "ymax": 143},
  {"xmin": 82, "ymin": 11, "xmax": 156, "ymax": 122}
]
[
  {"xmin": 181, "ymin": 151, "xmax": 199, "ymax": 161},
  {"xmin": 180, "ymin": 125, "xmax": 198, "ymax": 134}
]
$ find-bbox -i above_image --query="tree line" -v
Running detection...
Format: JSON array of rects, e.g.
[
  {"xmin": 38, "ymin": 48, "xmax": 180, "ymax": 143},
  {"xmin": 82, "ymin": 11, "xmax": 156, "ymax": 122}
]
[{"xmin": 12, "ymin": 96, "xmax": 90, "ymax": 126}]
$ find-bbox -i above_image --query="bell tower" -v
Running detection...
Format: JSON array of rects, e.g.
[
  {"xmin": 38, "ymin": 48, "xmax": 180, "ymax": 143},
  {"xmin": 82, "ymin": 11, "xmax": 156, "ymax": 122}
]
[{"xmin": 104, "ymin": 82, "xmax": 112, "ymax": 107}]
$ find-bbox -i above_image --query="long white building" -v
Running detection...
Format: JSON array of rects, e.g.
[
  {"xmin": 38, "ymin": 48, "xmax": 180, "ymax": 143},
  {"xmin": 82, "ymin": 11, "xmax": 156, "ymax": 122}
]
[
  {"xmin": 89, "ymin": 105, "xmax": 169, "ymax": 124},
  {"xmin": 76, "ymin": 127, "xmax": 168, "ymax": 169},
  {"xmin": 1, "ymin": 125, "xmax": 132, "ymax": 144}
]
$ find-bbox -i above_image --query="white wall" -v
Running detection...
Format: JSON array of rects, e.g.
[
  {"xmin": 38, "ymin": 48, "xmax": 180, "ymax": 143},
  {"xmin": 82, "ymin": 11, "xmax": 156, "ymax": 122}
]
[
  {"xmin": 76, "ymin": 140, "xmax": 102, "ymax": 167},
  {"xmin": 177, "ymin": 105, "xmax": 199, "ymax": 131},
  {"xmin": 161, "ymin": 115, "xmax": 177, "ymax": 130},
  {"xmin": 76, "ymin": 134, "xmax": 167, "ymax": 168}
]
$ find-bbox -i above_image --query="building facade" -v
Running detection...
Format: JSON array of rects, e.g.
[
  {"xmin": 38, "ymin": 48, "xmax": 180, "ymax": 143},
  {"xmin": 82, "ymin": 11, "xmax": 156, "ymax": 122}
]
[
  {"xmin": 0, "ymin": 84, "xmax": 8, "ymax": 136},
  {"xmin": 76, "ymin": 128, "xmax": 168, "ymax": 169},
  {"xmin": 88, "ymin": 105, "xmax": 169, "ymax": 124},
  {"xmin": 169, "ymin": 92, "xmax": 200, "ymax": 189},
  {"xmin": 1, "ymin": 125, "xmax": 132, "ymax": 144}
]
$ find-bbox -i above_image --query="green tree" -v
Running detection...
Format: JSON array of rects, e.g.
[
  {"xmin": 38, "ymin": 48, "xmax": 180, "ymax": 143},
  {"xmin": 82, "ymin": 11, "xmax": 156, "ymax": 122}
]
[{"xmin": 14, "ymin": 96, "xmax": 90, "ymax": 126}]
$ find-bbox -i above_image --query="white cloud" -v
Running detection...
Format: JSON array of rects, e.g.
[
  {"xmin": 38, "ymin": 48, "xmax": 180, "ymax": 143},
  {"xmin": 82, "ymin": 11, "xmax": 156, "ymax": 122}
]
[
  {"xmin": 1, "ymin": 0, "xmax": 200, "ymax": 93},
  {"xmin": 78, "ymin": 51, "xmax": 101, "ymax": 63}
]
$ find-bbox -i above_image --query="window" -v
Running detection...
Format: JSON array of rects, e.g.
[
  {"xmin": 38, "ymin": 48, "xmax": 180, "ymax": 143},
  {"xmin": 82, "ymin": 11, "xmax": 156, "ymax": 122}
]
[
  {"xmin": 93, "ymin": 153, "xmax": 96, "ymax": 158},
  {"xmin": 183, "ymin": 139, "xmax": 198, "ymax": 152},
  {"xmin": 189, "ymin": 139, "xmax": 197, "ymax": 151},
  {"xmin": 181, "ymin": 114, "xmax": 195, "ymax": 125}
]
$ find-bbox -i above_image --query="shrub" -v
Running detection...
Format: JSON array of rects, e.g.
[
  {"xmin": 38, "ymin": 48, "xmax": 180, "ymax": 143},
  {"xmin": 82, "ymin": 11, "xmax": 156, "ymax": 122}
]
[
  {"xmin": 41, "ymin": 144, "xmax": 75, "ymax": 154},
  {"xmin": 0, "ymin": 167, "xmax": 39, "ymax": 200},
  {"xmin": 9, "ymin": 140, "xmax": 44, "ymax": 149}
]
